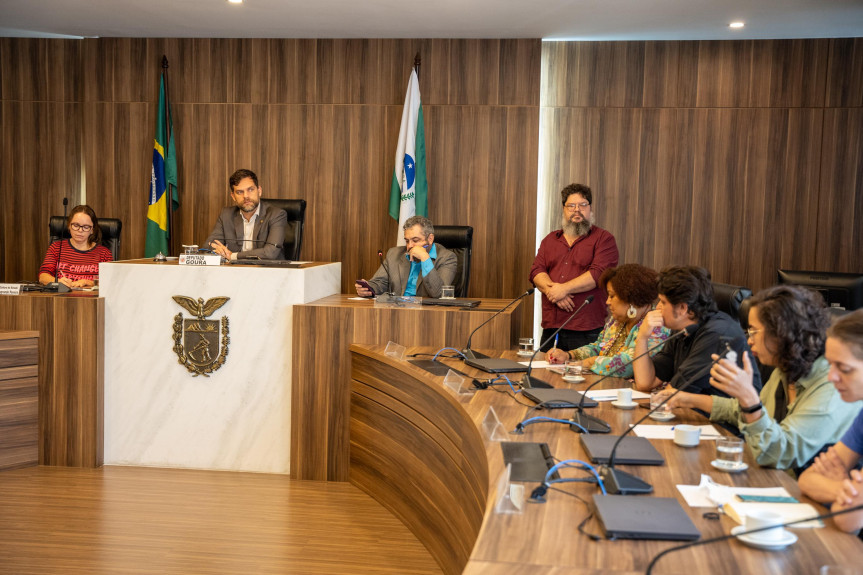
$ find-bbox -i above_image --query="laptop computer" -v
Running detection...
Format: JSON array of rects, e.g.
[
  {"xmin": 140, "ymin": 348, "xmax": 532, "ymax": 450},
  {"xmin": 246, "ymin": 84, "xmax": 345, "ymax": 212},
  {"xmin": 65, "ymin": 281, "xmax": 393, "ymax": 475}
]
[
  {"xmin": 421, "ymin": 297, "xmax": 481, "ymax": 308},
  {"xmin": 464, "ymin": 357, "xmax": 529, "ymax": 373},
  {"xmin": 521, "ymin": 387, "xmax": 598, "ymax": 409},
  {"xmin": 593, "ymin": 494, "xmax": 701, "ymax": 541},
  {"xmin": 580, "ymin": 434, "xmax": 664, "ymax": 465},
  {"xmin": 500, "ymin": 442, "xmax": 560, "ymax": 483}
]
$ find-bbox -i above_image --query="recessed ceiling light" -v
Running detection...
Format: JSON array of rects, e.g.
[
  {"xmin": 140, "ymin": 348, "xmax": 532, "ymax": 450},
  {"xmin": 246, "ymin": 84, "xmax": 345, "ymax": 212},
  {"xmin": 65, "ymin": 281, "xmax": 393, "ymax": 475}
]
[
  {"xmin": 729, "ymin": 21, "xmax": 745, "ymax": 29},
  {"xmin": 227, "ymin": 0, "xmax": 243, "ymax": 4}
]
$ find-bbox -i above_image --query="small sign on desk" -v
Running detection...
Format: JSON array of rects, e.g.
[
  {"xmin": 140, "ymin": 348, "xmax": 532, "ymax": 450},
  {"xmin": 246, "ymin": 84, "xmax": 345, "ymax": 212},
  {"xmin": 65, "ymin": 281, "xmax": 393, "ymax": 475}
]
[
  {"xmin": 178, "ymin": 254, "xmax": 222, "ymax": 266},
  {"xmin": 0, "ymin": 284, "xmax": 22, "ymax": 295}
]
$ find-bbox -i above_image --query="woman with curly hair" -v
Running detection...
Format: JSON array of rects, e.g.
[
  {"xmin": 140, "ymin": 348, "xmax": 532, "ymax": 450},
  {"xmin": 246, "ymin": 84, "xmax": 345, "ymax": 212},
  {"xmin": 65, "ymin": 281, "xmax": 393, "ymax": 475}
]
[
  {"xmin": 660, "ymin": 284, "xmax": 860, "ymax": 471},
  {"xmin": 546, "ymin": 264, "xmax": 670, "ymax": 377}
]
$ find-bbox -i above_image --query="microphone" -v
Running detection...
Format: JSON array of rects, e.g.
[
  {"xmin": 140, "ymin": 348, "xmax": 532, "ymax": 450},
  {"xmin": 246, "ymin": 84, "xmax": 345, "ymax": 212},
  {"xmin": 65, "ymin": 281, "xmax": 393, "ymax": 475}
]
[
  {"xmin": 378, "ymin": 249, "xmax": 396, "ymax": 297},
  {"xmin": 570, "ymin": 324, "xmax": 697, "ymax": 434},
  {"xmin": 46, "ymin": 198, "xmax": 71, "ymax": 294},
  {"xmin": 462, "ymin": 288, "xmax": 535, "ymax": 360},
  {"xmin": 522, "ymin": 295, "xmax": 594, "ymax": 390},
  {"xmin": 645, "ymin": 502, "xmax": 863, "ymax": 574},
  {"xmin": 599, "ymin": 337, "xmax": 744, "ymax": 495}
]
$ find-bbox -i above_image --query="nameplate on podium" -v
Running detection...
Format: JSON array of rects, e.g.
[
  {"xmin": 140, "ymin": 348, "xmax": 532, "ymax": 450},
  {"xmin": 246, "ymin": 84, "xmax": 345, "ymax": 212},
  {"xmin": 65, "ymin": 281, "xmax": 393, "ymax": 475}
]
[
  {"xmin": 0, "ymin": 283, "xmax": 22, "ymax": 295},
  {"xmin": 179, "ymin": 254, "xmax": 222, "ymax": 266}
]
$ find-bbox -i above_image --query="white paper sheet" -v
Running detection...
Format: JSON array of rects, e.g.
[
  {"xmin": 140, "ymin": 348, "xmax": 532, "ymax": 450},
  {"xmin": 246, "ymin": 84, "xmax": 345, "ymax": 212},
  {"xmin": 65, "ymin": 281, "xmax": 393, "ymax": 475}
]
[
  {"xmin": 630, "ymin": 423, "xmax": 723, "ymax": 440},
  {"xmin": 585, "ymin": 388, "xmax": 650, "ymax": 402}
]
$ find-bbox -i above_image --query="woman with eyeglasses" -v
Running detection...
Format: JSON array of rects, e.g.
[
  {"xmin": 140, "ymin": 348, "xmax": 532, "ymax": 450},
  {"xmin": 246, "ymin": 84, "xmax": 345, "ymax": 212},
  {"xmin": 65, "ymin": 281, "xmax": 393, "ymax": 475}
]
[
  {"xmin": 38, "ymin": 204, "xmax": 113, "ymax": 288},
  {"xmin": 799, "ymin": 310, "xmax": 863, "ymax": 533},
  {"xmin": 659, "ymin": 284, "xmax": 859, "ymax": 471}
]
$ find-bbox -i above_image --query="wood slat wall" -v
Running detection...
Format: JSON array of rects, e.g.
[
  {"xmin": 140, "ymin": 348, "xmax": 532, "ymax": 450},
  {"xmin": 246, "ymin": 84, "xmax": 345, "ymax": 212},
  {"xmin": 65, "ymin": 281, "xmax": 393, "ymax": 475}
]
[
  {"xmin": 0, "ymin": 37, "xmax": 540, "ymax": 333},
  {"xmin": 540, "ymin": 38, "xmax": 863, "ymax": 292}
]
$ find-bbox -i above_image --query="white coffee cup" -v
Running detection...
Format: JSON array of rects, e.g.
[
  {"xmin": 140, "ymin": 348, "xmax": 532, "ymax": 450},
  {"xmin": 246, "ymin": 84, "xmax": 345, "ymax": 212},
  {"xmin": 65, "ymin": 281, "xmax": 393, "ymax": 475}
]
[
  {"xmin": 745, "ymin": 509, "xmax": 785, "ymax": 542},
  {"xmin": 673, "ymin": 424, "xmax": 701, "ymax": 447},
  {"xmin": 617, "ymin": 388, "xmax": 633, "ymax": 405}
]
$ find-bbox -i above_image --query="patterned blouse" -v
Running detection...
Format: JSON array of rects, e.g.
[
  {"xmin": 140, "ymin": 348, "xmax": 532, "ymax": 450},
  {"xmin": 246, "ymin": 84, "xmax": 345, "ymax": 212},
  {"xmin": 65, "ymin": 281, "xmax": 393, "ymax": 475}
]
[{"xmin": 569, "ymin": 313, "xmax": 670, "ymax": 378}]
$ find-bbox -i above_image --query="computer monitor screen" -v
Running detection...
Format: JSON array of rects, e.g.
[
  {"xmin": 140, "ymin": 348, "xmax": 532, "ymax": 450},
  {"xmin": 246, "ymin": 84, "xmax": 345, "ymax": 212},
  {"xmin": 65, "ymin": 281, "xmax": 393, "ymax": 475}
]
[{"xmin": 777, "ymin": 270, "xmax": 863, "ymax": 311}]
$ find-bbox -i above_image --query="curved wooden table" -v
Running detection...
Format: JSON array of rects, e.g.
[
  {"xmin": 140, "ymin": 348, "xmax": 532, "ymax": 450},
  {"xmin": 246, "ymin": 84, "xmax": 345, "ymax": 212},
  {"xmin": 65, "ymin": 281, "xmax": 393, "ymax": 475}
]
[{"xmin": 349, "ymin": 344, "xmax": 863, "ymax": 575}]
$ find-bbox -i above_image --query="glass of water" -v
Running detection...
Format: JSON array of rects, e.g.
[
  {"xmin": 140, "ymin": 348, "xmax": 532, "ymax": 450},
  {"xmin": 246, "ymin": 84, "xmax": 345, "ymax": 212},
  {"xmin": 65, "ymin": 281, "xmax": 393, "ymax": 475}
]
[
  {"xmin": 713, "ymin": 437, "xmax": 746, "ymax": 471},
  {"xmin": 517, "ymin": 337, "xmax": 534, "ymax": 356}
]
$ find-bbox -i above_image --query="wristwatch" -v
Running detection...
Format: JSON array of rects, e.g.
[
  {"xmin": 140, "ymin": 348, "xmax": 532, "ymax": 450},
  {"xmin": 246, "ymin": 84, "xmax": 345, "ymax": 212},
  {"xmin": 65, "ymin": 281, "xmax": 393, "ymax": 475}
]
[{"xmin": 739, "ymin": 401, "xmax": 763, "ymax": 414}]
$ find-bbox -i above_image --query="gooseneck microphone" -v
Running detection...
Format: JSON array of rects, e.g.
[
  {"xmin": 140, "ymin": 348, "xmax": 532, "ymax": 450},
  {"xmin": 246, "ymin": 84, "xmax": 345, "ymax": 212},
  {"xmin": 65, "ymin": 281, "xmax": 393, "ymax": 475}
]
[
  {"xmin": 54, "ymin": 197, "xmax": 69, "ymax": 281},
  {"xmin": 462, "ymin": 288, "xmax": 535, "ymax": 360},
  {"xmin": 600, "ymin": 338, "xmax": 742, "ymax": 495},
  {"xmin": 522, "ymin": 295, "xmax": 594, "ymax": 390},
  {"xmin": 645, "ymin": 502, "xmax": 863, "ymax": 574},
  {"xmin": 45, "ymin": 198, "xmax": 72, "ymax": 293},
  {"xmin": 570, "ymin": 324, "xmax": 696, "ymax": 434},
  {"xmin": 378, "ymin": 249, "xmax": 396, "ymax": 296}
]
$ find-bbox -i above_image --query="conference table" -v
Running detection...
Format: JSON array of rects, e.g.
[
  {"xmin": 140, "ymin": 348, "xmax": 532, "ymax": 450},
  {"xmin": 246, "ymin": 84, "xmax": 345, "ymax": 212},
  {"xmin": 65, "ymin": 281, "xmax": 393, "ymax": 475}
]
[
  {"xmin": 291, "ymin": 294, "xmax": 523, "ymax": 481},
  {"xmin": 349, "ymin": 344, "xmax": 863, "ymax": 575}
]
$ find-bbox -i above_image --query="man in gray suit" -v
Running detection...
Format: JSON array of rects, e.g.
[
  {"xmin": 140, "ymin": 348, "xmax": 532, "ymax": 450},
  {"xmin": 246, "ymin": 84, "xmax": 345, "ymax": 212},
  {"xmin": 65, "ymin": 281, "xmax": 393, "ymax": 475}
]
[
  {"xmin": 356, "ymin": 215, "xmax": 457, "ymax": 298},
  {"xmin": 206, "ymin": 169, "xmax": 287, "ymax": 260}
]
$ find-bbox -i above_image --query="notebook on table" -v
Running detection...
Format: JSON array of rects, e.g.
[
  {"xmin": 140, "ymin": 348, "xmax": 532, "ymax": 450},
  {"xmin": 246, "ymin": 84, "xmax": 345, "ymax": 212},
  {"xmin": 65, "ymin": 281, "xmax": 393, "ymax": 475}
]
[
  {"xmin": 521, "ymin": 387, "xmax": 598, "ymax": 409},
  {"xmin": 421, "ymin": 298, "xmax": 481, "ymax": 308},
  {"xmin": 580, "ymin": 434, "xmax": 664, "ymax": 465},
  {"xmin": 593, "ymin": 494, "xmax": 701, "ymax": 541},
  {"xmin": 464, "ymin": 357, "xmax": 529, "ymax": 373}
]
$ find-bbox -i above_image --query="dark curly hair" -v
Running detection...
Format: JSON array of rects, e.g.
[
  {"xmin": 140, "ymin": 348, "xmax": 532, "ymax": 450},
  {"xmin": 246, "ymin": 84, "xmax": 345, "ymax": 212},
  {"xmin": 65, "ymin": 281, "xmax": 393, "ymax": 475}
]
[
  {"xmin": 749, "ymin": 285, "xmax": 829, "ymax": 383},
  {"xmin": 657, "ymin": 266, "xmax": 717, "ymax": 322},
  {"xmin": 560, "ymin": 183, "xmax": 592, "ymax": 206},
  {"xmin": 600, "ymin": 264, "xmax": 659, "ymax": 308},
  {"xmin": 827, "ymin": 309, "xmax": 863, "ymax": 361}
]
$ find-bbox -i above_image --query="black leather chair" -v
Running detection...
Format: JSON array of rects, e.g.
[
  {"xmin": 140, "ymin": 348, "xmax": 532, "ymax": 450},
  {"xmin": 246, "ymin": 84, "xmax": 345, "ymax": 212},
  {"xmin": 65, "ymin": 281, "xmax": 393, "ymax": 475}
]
[
  {"xmin": 432, "ymin": 225, "xmax": 473, "ymax": 298},
  {"xmin": 49, "ymin": 216, "xmax": 123, "ymax": 260},
  {"xmin": 712, "ymin": 281, "xmax": 753, "ymax": 329},
  {"xmin": 265, "ymin": 199, "xmax": 306, "ymax": 261}
]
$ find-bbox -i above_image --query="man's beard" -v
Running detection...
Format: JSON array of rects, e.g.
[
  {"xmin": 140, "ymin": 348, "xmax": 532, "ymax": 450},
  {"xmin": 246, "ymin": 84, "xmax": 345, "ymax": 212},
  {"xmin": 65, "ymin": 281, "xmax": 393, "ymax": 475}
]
[
  {"xmin": 562, "ymin": 212, "xmax": 593, "ymax": 237},
  {"xmin": 240, "ymin": 199, "xmax": 259, "ymax": 213}
]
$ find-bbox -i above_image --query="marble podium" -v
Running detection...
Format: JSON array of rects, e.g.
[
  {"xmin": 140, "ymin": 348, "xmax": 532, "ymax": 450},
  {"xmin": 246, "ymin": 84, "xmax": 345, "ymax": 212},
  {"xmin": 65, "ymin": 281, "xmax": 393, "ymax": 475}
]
[{"xmin": 100, "ymin": 260, "xmax": 340, "ymax": 474}]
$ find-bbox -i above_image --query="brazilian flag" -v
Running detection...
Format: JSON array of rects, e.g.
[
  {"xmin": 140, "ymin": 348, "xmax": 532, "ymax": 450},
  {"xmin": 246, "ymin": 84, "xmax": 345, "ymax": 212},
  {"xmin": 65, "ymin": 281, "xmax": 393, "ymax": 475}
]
[{"xmin": 145, "ymin": 74, "xmax": 179, "ymax": 257}]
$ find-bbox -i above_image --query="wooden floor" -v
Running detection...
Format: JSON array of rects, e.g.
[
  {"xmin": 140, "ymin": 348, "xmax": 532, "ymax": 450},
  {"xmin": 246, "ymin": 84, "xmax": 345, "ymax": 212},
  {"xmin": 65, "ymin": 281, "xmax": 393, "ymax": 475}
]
[{"xmin": 0, "ymin": 466, "xmax": 442, "ymax": 575}]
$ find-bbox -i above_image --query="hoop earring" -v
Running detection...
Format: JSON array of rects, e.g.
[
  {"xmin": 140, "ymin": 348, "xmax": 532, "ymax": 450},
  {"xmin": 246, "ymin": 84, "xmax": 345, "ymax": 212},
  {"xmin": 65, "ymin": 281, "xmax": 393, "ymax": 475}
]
[{"xmin": 627, "ymin": 304, "xmax": 637, "ymax": 319}]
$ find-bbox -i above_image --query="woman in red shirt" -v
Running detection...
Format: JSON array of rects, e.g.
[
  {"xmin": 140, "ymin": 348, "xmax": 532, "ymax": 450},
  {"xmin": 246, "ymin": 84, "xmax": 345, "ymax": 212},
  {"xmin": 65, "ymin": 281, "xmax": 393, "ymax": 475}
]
[{"xmin": 38, "ymin": 205, "xmax": 113, "ymax": 288}]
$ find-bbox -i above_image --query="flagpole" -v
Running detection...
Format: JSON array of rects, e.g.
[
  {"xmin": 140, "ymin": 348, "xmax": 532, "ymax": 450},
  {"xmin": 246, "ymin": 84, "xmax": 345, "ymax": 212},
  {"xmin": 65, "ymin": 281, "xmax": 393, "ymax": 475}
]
[
  {"xmin": 161, "ymin": 55, "xmax": 175, "ymax": 256},
  {"xmin": 413, "ymin": 52, "xmax": 421, "ymax": 81}
]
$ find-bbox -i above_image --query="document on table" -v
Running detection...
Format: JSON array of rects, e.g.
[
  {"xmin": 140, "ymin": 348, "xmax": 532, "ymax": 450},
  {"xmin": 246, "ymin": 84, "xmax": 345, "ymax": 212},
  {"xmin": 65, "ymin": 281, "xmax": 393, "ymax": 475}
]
[
  {"xmin": 586, "ymin": 389, "xmax": 650, "ymax": 402},
  {"xmin": 630, "ymin": 424, "xmax": 723, "ymax": 440},
  {"xmin": 676, "ymin": 474, "xmax": 823, "ymax": 527}
]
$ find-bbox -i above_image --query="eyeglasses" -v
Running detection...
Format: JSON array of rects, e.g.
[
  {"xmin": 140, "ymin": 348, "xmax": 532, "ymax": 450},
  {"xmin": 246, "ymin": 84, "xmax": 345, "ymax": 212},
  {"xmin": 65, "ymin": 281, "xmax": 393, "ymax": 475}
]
[
  {"xmin": 746, "ymin": 327, "xmax": 761, "ymax": 338},
  {"xmin": 70, "ymin": 223, "xmax": 93, "ymax": 232},
  {"xmin": 564, "ymin": 202, "xmax": 590, "ymax": 211}
]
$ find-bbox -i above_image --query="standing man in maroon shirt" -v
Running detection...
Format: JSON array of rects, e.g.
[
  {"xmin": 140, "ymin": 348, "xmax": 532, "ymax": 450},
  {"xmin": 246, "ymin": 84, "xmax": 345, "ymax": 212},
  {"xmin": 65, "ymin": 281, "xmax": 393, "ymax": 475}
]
[{"xmin": 529, "ymin": 183, "xmax": 619, "ymax": 351}]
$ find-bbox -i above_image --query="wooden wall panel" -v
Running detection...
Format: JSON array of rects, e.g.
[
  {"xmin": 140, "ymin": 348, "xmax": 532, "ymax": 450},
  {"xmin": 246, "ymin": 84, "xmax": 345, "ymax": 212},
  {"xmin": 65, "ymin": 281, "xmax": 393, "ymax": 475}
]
[
  {"xmin": 826, "ymin": 38, "xmax": 863, "ymax": 108},
  {"xmin": 816, "ymin": 108, "xmax": 863, "ymax": 272},
  {"xmin": 540, "ymin": 39, "xmax": 862, "ymax": 296},
  {"xmin": 1, "ymin": 36, "xmax": 540, "ymax": 335}
]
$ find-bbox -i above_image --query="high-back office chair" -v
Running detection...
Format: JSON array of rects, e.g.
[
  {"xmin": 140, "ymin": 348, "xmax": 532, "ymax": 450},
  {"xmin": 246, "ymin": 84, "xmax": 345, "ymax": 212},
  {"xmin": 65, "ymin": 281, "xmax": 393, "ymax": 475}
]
[
  {"xmin": 49, "ymin": 216, "xmax": 123, "ymax": 260},
  {"xmin": 432, "ymin": 225, "xmax": 473, "ymax": 298},
  {"xmin": 265, "ymin": 199, "xmax": 307, "ymax": 261},
  {"xmin": 712, "ymin": 282, "xmax": 752, "ymax": 329}
]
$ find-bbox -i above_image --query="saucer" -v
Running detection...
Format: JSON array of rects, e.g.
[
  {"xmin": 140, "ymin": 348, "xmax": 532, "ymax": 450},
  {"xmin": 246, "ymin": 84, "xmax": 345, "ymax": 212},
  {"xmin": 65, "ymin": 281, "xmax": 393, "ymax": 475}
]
[
  {"xmin": 731, "ymin": 526, "xmax": 797, "ymax": 550},
  {"xmin": 649, "ymin": 411, "xmax": 675, "ymax": 421},
  {"xmin": 562, "ymin": 375, "xmax": 585, "ymax": 383},
  {"xmin": 611, "ymin": 400, "xmax": 637, "ymax": 410},
  {"xmin": 711, "ymin": 459, "xmax": 749, "ymax": 473}
]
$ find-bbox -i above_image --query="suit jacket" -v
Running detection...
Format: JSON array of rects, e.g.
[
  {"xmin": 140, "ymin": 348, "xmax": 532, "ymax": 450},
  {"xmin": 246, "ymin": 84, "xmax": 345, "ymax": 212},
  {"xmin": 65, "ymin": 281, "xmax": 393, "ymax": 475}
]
[
  {"xmin": 367, "ymin": 243, "xmax": 457, "ymax": 298},
  {"xmin": 204, "ymin": 201, "xmax": 287, "ymax": 260}
]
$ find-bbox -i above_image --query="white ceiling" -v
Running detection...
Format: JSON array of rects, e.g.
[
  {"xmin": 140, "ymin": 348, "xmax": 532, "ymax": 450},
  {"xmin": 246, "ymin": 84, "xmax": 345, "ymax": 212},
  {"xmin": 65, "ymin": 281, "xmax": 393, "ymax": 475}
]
[{"xmin": 1, "ymin": 0, "xmax": 861, "ymax": 40}]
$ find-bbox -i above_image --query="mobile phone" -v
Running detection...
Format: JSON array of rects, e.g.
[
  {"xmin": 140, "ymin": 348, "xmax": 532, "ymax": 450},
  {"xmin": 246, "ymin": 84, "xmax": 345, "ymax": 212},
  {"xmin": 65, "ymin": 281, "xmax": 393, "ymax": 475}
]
[
  {"xmin": 735, "ymin": 494, "xmax": 799, "ymax": 504},
  {"xmin": 355, "ymin": 279, "xmax": 375, "ymax": 297}
]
